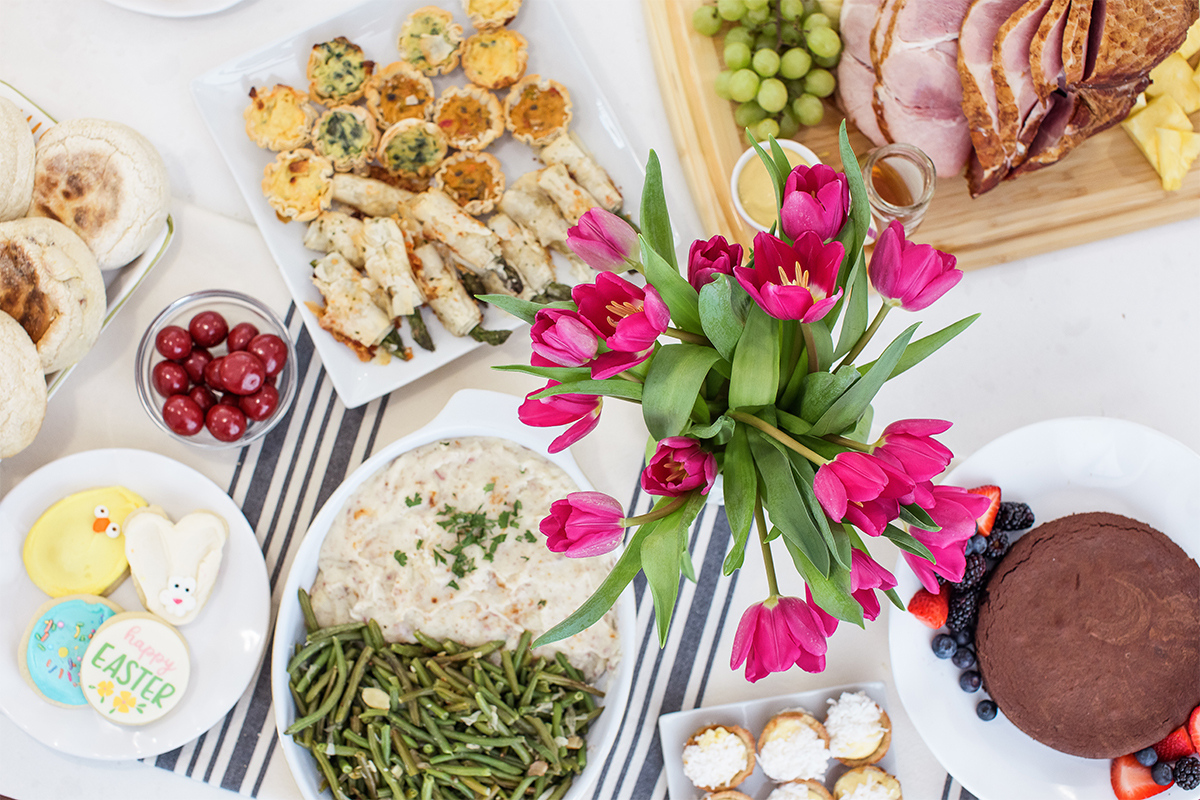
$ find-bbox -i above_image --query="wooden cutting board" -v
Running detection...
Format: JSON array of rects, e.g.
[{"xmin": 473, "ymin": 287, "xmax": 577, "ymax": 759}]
[{"xmin": 644, "ymin": 0, "xmax": 1200, "ymax": 271}]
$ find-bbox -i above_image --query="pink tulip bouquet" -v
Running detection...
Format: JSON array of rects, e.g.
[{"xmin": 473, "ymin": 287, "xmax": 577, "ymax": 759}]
[{"xmin": 485, "ymin": 126, "xmax": 983, "ymax": 682}]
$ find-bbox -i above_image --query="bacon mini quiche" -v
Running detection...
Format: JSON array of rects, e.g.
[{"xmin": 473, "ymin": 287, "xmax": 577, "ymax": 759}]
[
  {"xmin": 504, "ymin": 75, "xmax": 572, "ymax": 146},
  {"xmin": 364, "ymin": 61, "xmax": 436, "ymax": 129},
  {"xmin": 462, "ymin": 29, "xmax": 529, "ymax": 90},
  {"xmin": 433, "ymin": 84, "xmax": 504, "ymax": 151},
  {"xmin": 261, "ymin": 148, "xmax": 334, "ymax": 223}
]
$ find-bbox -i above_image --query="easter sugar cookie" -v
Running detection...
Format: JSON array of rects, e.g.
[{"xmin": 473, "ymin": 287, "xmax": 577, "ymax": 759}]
[
  {"xmin": 123, "ymin": 507, "xmax": 228, "ymax": 625},
  {"xmin": 79, "ymin": 612, "xmax": 190, "ymax": 725},
  {"xmin": 18, "ymin": 594, "xmax": 122, "ymax": 708},
  {"xmin": 23, "ymin": 486, "xmax": 147, "ymax": 597}
]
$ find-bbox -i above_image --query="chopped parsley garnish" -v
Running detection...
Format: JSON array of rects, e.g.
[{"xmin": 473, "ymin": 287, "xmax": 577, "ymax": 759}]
[
  {"xmin": 429, "ymin": 500, "xmax": 525, "ymax": 589},
  {"xmin": 537, "ymin": 599, "xmax": 547, "ymax": 609},
  {"xmin": 405, "ymin": 493, "xmax": 422, "ymax": 507},
  {"xmin": 483, "ymin": 481, "xmax": 495, "ymax": 493},
  {"xmin": 393, "ymin": 551, "xmax": 407, "ymax": 566},
  {"xmin": 522, "ymin": 531, "xmax": 538, "ymax": 543},
  {"xmin": 447, "ymin": 580, "xmax": 460, "ymax": 590},
  {"xmin": 416, "ymin": 539, "xmax": 424, "ymax": 549}
]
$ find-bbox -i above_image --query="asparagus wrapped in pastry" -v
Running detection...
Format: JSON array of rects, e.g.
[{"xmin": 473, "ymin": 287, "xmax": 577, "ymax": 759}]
[
  {"xmin": 487, "ymin": 212, "xmax": 555, "ymax": 294},
  {"xmin": 499, "ymin": 173, "xmax": 592, "ymax": 281},
  {"xmin": 535, "ymin": 163, "xmax": 600, "ymax": 225},
  {"xmin": 303, "ymin": 211, "xmax": 365, "ymax": 267},
  {"xmin": 308, "ymin": 252, "xmax": 393, "ymax": 361},
  {"xmin": 361, "ymin": 217, "xmax": 425, "ymax": 317},
  {"xmin": 410, "ymin": 243, "xmax": 481, "ymax": 337},
  {"xmin": 537, "ymin": 132, "xmax": 623, "ymax": 212},
  {"xmin": 408, "ymin": 188, "xmax": 522, "ymax": 294},
  {"xmin": 331, "ymin": 173, "xmax": 414, "ymax": 217}
]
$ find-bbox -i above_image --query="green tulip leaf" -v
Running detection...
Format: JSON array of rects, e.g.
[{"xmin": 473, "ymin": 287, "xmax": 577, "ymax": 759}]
[
  {"xmin": 845, "ymin": 404, "xmax": 874, "ymax": 444},
  {"xmin": 770, "ymin": 137, "xmax": 796, "ymax": 200},
  {"xmin": 884, "ymin": 587, "xmax": 907, "ymax": 611},
  {"xmin": 859, "ymin": 314, "xmax": 981, "ymax": 380},
  {"xmin": 789, "ymin": 453, "xmax": 851, "ymax": 570},
  {"xmin": 748, "ymin": 134, "xmax": 787, "ymax": 229},
  {"xmin": 681, "ymin": 546, "xmax": 697, "ymax": 583},
  {"xmin": 642, "ymin": 493, "xmax": 708, "ymax": 646},
  {"xmin": 532, "ymin": 379, "xmax": 643, "ymax": 402},
  {"xmin": 898, "ymin": 502, "xmax": 941, "ymax": 532},
  {"xmin": 807, "ymin": 321, "xmax": 834, "ymax": 373},
  {"xmin": 688, "ymin": 414, "xmax": 735, "ymax": 442},
  {"xmin": 721, "ymin": 424, "xmax": 757, "ymax": 575},
  {"xmin": 839, "ymin": 121, "xmax": 872, "ymax": 257},
  {"xmin": 784, "ymin": 538, "xmax": 864, "ymax": 627},
  {"xmin": 730, "ymin": 306, "xmax": 781, "ymax": 408},
  {"xmin": 641, "ymin": 236, "xmax": 704, "ymax": 336},
  {"xmin": 749, "ymin": 429, "xmax": 830, "ymax": 575},
  {"xmin": 798, "ymin": 365, "xmax": 861, "ymax": 424},
  {"xmin": 775, "ymin": 408, "xmax": 813, "ymax": 438},
  {"xmin": 698, "ymin": 274, "xmax": 744, "ymax": 361},
  {"xmin": 808, "ymin": 323, "xmax": 917, "ymax": 436},
  {"xmin": 640, "ymin": 151, "xmax": 677, "ymax": 272},
  {"xmin": 642, "ymin": 344, "xmax": 723, "ymax": 439},
  {"xmin": 832, "ymin": 249, "xmax": 869, "ymax": 360},
  {"xmin": 882, "ymin": 523, "xmax": 935, "ymax": 562},
  {"xmin": 478, "ymin": 294, "xmax": 574, "ymax": 325},
  {"xmin": 492, "ymin": 364, "xmax": 590, "ymax": 382}
]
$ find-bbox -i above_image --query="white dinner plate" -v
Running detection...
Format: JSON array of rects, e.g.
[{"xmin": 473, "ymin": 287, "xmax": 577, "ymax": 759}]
[
  {"xmin": 100, "ymin": 0, "xmax": 247, "ymax": 18},
  {"xmin": 191, "ymin": 0, "xmax": 647, "ymax": 409},
  {"xmin": 0, "ymin": 449, "xmax": 271, "ymax": 760},
  {"xmin": 272, "ymin": 388, "xmax": 637, "ymax": 800},
  {"xmin": 658, "ymin": 682, "xmax": 898, "ymax": 800},
  {"xmin": 888, "ymin": 417, "xmax": 1200, "ymax": 800}
]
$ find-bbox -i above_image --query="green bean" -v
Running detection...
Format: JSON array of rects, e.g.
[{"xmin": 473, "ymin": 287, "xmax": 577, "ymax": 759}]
[
  {"xmin": 500, "ymin": 651, "xmax": 521, "ymax": 697},
  {"xmin": 430, "ymin": 640, "xmax": 504, "ymax": 663},
  {"xmin": 312, "ymin": 745, "xmax": 348, "ymax": 800},
  {"xmin": 380, "ymin": 723, "xmax": 392, "ymax": 765},
  {"xmin": 305, "ymin": 666, "xmax": 335, "ymax": 704},
  {"xmin": 369, "ymin": 723, "xmax": 405, "ymax": 800},
  {"xmin": 426, "ymin": 660, "xmax": 470, "ymax": 694},
  {"xmin": 390, "ymin": 642, "xmax": 427, "ymax": 657},
  {"xmin": 296, "ymin": 647, "xmax": 334, "ymax": 694},
  {"xmin": 413, "ymin": 630, "xmax": 445, "ymax": 652},
  {"xmin": 458, "ymin": 776, "xmax": 491, "ymax": 797},
  {"xmin": 545, "ymin": 775, "xmax": 573, "ymax": 800},
  {"xmin": 367, "ymin": 619, "xmax": 387, "ymax": 651},
  {"xmin": 388, "ymin": 712, "xmax": 436, "ymax": 745},
  {"xmin": 343, "ymin": 730, "xmax": 371, "ymax": 749},
  {"xmin": 290, "ymin": 685, "xmax": 310, "ymax": 717},
  {"xmin": 512, "ymin": 631, "xmax": 533, "ymax": 673},
  {"xmin": 420, "ymin": 706, "xmax": 453, "ymax": 755},
  {"xmin": 421, "ymin": 774, "xmax": 435, "ymax": 800},
  {"xmin": 436, "ymin": 752, "xmax": 524, "ymax": 777},
  {"xmin": 356, "ymin": 751, "xmax": 379, "ymax": 799},
  {"xmin": 390, "ymin": 726, "xmax": 420, "ymax": 777},
  {"xmin": 287, "ymin": 638, "xmax": 347, "ymax": 735},
  {"xmin": 536, "ymin": 673, "xmax": 604, "ymax": 697},
  {"xmin": 299, "ymin": 589, "xmax": 320, "ymax": 634},
  {"xmin": 289, "ymin": 637, "xmax": 333, "ymax": 675},
  {"xmin": 440, "ymin": 729, "xmax": 523, "ymax": 748},
  {"xmin": 508, "ymin": 775, "xmax": 536, "ymax": 800},
  {"xmin": 435, "ymin": 764, "xmax": 492, "ymax": 778},
  {"xmin": 519, "ymin": 662, "xmax": 544, "ymax": 708},
  {"xmin": 335, "ymin": 646, "xmax": 375, "ymax": 725},
  {"xmin": 411, "ymin": 657, "xmax": 434, "ymax": 688},
  {"xmin": 308, "ymin": 622, "xmax": 367, "ymax": 642}
]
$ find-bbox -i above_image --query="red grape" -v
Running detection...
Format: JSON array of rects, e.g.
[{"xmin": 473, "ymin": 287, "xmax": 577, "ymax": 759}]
[
  {"xmin": 155, "ymin": 326, "xmax": 192, "ymax": 361},
  {"xmin": 152, "ymin": 360, "xmax": 190, "ymax": 397},
  {"xmin": 227, "ymin": 322, "xmax": 259, "ymax": 352},
  {"xmin": 162, "ymin": 395, "xmax": 204, "ymax": 436},
  {"xmin": 206, "ymin": 404, "xmax": 247, "ymax": 442},
  {"xmin": 189, "ymin": 310, "xmax": 229, "ymax": 348},
  {"xmin": 217, "ymin": 392, "xmax": 240, "ymax": 406},
  {"xmin": 203, "ymin": 356, "xmax": 226, "ymax": 392},
  {"xmin": 239, "ymin": 384, "xmax": 279, "ymax": 421},
  {"xmin": 188, "ymin": 385, "xmax": 216, "ymax": 412},
  {"xmin": 181, "ymin": 347, "xmax": 212, "ymax": 384},
  {"xmin": 219, "ymin": 351, "xmax": 266, "ymax": 395},
  {"xmin": 248, "ymin": 333, "xmax": 288, "ymax": 377}
]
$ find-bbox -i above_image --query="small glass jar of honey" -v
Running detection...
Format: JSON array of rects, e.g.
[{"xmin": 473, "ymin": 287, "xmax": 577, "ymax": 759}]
[{"xmin": 860, "ymin": 143, "xmax": 936, "ymax": 237}]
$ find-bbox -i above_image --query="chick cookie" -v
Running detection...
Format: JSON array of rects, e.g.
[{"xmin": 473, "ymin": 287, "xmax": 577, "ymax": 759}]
[
  {"xmin": 682, "ymin": 724, "xmax": 757, "ymax": 793},
  {"xmin": 79, "ymin": 612, "xmax": 190, "ymax": 726},
  {"xmin": 19, "ymin": 595, "xmax": 122, "ymax": 708},
  {"xmin": 824, "ymin": 691, "xmax": 891, "ymax": 767}
]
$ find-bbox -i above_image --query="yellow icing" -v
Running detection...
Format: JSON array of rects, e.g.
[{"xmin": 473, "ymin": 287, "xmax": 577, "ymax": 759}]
[{"xmin": 23, "ymin": 487, "xmax": 147, "ymax": 597}]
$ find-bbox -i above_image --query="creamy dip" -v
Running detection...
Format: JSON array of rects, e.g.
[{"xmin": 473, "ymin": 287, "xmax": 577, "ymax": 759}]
[
  {"xmin": 738, "ymin": 147, "xmax": 810, "ymax": 229},
  {"xmin": 310, "ymin": 437, "xmax": 620, "ymax": 679}
]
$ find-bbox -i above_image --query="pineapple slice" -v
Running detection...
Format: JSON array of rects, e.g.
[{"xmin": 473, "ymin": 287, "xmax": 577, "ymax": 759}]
[
  {"xmin": 1121, "ymin": 94, "xmax": 1193, "ymax": 170},
  {"xmin": 1147, "ymin": 53, "xmax": 1200, "ymax": 113},
  {"xmin": 1180, "ymin": 15, "xmax": 1200, "ymax": 60},
  {"xmin": 1155, "ymin": 128, "xmax": 1200, "ymax": 191}
]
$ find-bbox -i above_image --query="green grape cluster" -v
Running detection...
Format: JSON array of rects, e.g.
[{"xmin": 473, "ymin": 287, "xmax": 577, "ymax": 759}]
[{"xmin": 693, "ymin": 0, "xmax": 843, "ymax": 144}]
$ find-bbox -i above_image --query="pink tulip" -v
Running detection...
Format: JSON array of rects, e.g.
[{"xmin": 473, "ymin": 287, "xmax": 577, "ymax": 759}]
[
  {"xmin": 849, "ymin": 548, "xmax": 897, "ymax": 622},
  {"xmin": 573, "ymin": 272, "xmax": 671, "ymax": 379},
  {"xmin": 734, "ymin": 231, "xmax": 844, "ymax": 322},
  {"xmin": 872, "ymin": 419, "xmax": 954, "ymax": 483},
  {"xmin": 806, "ymin": 585, "xmax": 841, "ymax": 637},
  {"xmin": 567, "ymin": 208, "xmax": 640, "ymax": 273},
  {"xmin": 529, "ymin": 308, "xmax": 600, "ymax": 367},
  {"xmin": 813, "ymin": 451, "xmax": 915, "ymax": 537},
  {"xmin": 731, "ymin": 596, "xmax": 831, "ymax": 681},
  {"xmin": 641, "ymin": 437, "xmax": 718, "ymax": 497},
  {"xmin": 518, "ymin": 381, "xmax": 602, "ymax": 454},
  {"xmin": 540, "ymin": 492, "xmax": 626, "ymax": 558},
  {"xmin": 687, "ymin": 235, "xmax": 743, "ymax": 292},
  {"xmin": 781, "ymin": 164, "xmax": 850, "ymax": 243},
  {"xmin": 868, "ymin": 221, "xmax": 962, "ymax": 311},
  {"xmin": 902, "ymin": 484, "xmax": 993, "ymax": 592}
]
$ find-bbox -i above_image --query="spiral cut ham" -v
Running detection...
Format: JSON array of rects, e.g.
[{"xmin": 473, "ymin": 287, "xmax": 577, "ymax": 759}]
[{"xmin": 837, "ymin": 0, "xmax": 1197, "ymax": 196}]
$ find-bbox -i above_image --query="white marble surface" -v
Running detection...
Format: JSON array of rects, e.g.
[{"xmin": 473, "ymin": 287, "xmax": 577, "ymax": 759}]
[{"xmin": 2, "ymin": 1, "xmax": 1198, "ymax": 799}]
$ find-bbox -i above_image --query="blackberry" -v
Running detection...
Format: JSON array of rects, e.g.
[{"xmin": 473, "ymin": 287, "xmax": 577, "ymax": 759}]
[
  {"xmin": 985, "ymin": 531, "xmax": 1010, "ymax": 559},
  {"xmin": 957, "ymin": 554, "xmax": 990, "ymax": 590},
  {"xmin": 995, "ymin": 502, "xmax": 1035, "ymax": 532},
  {"xmin": 947, "ymin": 590, "xmax": 980, "ymax": 634},
  {"xmin": 1174, "ymin": 757, "xmax": 1200, "ymax": 791}
]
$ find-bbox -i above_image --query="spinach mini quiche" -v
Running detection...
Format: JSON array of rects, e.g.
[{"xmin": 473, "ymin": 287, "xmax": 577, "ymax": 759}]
[
  {"xmin": 377, "ymin": 119, "xmax": 448, "ymax": 179},
  {"xmin": 311, "ymin": 106, "xmax": 379, "ymax": 173},
  {"xmin": 398, "ymin": 7, "xmax": 464, "ymax": 77},
  {"xmin": 306, "ymin": 37, "xmax": 374, "ymax": 105}
]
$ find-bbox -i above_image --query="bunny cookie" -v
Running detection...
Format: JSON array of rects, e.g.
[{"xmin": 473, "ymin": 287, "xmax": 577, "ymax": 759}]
[{"xmin": 123, "ymin": 507, "xmax": 228, "ymax": 625}]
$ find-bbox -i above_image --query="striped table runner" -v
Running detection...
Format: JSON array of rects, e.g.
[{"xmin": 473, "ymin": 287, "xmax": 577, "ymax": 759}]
[{"xmin": 144, "ymin": 304, "xmax": 967, "ymax": 800}]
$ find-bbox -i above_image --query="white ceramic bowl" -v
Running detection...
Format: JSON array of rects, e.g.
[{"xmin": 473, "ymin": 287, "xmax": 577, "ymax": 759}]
[
  {"xmin": 730, "ymin": 139, "xmax": 823, "ymax": 233},
  {"xmin": 271, "ymin": 389, "xmax": 637, "ymax": 800}
]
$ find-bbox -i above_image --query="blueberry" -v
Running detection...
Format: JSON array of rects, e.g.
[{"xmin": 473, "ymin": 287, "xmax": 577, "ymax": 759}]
[
  {"xmin": 1151, "ymin": 762, "xmax": 1173, "ymax": 786},
  {"xmin": 1135, "ymin": 747, "xmax": 1159, "ymax": 767},
  {"xmin": 932, "ymin": 634, "xmax": 957, "ymax": 659},
  {"xmin": 953, "ymin": 629, "xmax": 974, "ymax": 647},
  {"xmin": 966, "ymin": 534, "xmax": 986, "ymax": 555},
  {"xmin": 959, "ymin": 671, "xmax": 982, "ymax": 693},
  {"xmin": 952, "ymin": 648, "xmax": 977, "ymax": 669},
  {"xmin": 976, "ymin": 699, "xmax": 997, "ymax": 721}
]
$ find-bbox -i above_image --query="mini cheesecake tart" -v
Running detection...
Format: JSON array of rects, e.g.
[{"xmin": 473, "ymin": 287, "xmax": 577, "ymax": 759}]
[
  {"xmin": 461, "ymin": 28, "xmax": 529, "ymax": 90},
  {"xmin": 433, "ymin": 84, "xmax": 504, "ymax": 151},
  {"xmin": 377, "ymin": 119, "xmax": 448, "ymax": 179},
  {"xmin": 307, "ymin": 37, "xmax": 374, "ymax": 105},
  {"xmin": 681, "ymin": 724, "xmax": 757, "ymax": 793},
  {"xmin": 832, "ymin": 766, "xmax": 902, "ymax": 800},
  {"xmin": 398, "ymin": 6, "xmax": 464, "ymax": 77},
  {"xmin": 756, "ymin": 710, "xmax": 832, "ymax": 783},
  {"xmin": 766, "ymin": 780, "xmax": 836, "ymax": 800},
  {"xmin": 434, "ymin": 151, "xmax": 505, "ymax": 215},
  {"xmin": 262, "ymin": 148, "xmax": 334, "ymax": 223},
  {"xmin": 243, "ymin": 85, "xmax": 318, "ymax": 151},
  {"xmin": 705, "ymin": 792, "xmax": 755, "ymax": 800},
  {"xmin": 364, "ymin": 61, "xmax": 436, "ymax": 129},
  {"xmin": 504, "ymin": 75, "xmax": 572, "ymax": 146},
  {"xmin": 462, "ymin": 0, "xmax": 522, "ymax": 30},
  {"xmin": 824, "ymin": 691, "xmax": 891, "ymax": 767},
  {"xmin": 311, "ymin": 106, "xmax": 380, "ymax": 173}
]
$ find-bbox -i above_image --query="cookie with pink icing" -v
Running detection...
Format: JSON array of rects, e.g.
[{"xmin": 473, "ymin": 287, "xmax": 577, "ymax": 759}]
[
  {"xmin": 19, "ymin": 594, "xmax": 123, "ymax": 708},
  {"xmin": 123, "ymin": 507, "xmax": 228, "ymax": 625},
  {"xmin": 79, "ymin": 612, "xmax": 190, "ymax": 725}
]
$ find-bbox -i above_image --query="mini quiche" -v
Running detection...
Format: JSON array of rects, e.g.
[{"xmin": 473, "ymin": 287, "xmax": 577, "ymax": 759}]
[
  {"xmin": 307, "ymin": 37, "xmax": 374, "ymax": 105},
  {"xmin": 377, "ymin": 119, "xmax": 448, "ymax": 179},
  {"xmin": 433, "ymin": 84, "xmax": 504, "ymax": 151},
  {"xmin": 365, "ymin": 61, "xmax": 436, "ymax": 129},
  {"xmin": 434, "ymin": 151, "xmax": 505, "ymax": 215},
  {"xmin": 311, "ymin": 106, "xmax": 380, "ymax": 173},
  {"xmin": 262, "ymin": 148, "xmax": 334, "ymax": 223},
  {"xmin": 398, "ymin": 7, "xmax": 464, "ymax": 77},
  {"xmin": 461, "ymin": 29, "xmax": 529, "ymax": 90},
  {"xmin": 243, "ymin": 85, "xmax": 318, "ymax": 151},
  {"xmin": 462, "ymin": 0, "xmax": 522, "ymax": 30},
  {"xmin": 504, "ymin": 75, "xmax": 572, "ymax": 146}
]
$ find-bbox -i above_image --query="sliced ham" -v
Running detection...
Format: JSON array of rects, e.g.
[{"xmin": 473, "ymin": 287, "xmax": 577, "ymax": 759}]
[
  {"xmin": 1078, "ymin": 0, "xmax": 1198, "ymax": 88},
  {"xmin": 1061, "ymin": 0, "xmax": 1094, "ymax": 86},
  {"xmin": 993, "ymin": 0, "xmax": 1056, "ymax": 166},
  {"xmin": 837, "ymin": 0, "xmax": 888, "ymax": 144},
  {"xmin": 1030, "ymin": 0, "xmax": 1071, "ymax": 100}
]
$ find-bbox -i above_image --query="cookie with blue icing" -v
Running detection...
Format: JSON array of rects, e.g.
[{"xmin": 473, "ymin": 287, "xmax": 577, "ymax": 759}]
[{"xmin": 19, "ymin": 594, "xmax": 122, "ymax": 708}]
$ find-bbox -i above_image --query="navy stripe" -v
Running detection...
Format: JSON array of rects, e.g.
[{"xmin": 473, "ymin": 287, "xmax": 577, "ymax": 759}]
[
  {"xmin": 959, "ymin": 784, "xmax": 979, "ymax": 800},
  {"xmin": 250, "ymin": 732, "xmax": 278, "ymax": 798},
  {"xmin": 202, "ymin": 708, "xmax": 238, "ymax": 782},
  {"xmin": 220, "ymin": 636, "xmax": 277, "ymax": 791},
  {"xmin": 362, "ymin": 394, "xmax": 390, "ymax": 458},
  {"xmin": 942, "ymin": 774, "xmax": 954, "ymax": 800},
  {"xmin": 153, "ymin": 744, "xmax": 182, "ymax": 772},
  {"xmin": 695, "ymin": 509, "xmax": 738, "ymax": 706},
  {"xmin": 184, "ymin": 731, "xmax": 207, "ymax": 776}
]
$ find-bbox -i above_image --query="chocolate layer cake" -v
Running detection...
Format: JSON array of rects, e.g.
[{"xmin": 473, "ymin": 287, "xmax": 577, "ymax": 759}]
[{"xmin": 975, "ymin": 512, "xmax": 1200, "ymax": 759}]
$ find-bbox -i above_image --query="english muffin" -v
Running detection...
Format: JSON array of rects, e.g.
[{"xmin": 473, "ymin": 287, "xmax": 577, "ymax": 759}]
[
  {"xmin": 307, "ymin": 37, "xmax": 373, "ymax": 105},
  {"xmin": 832, "ymin": 766, "xmax": 902, "ymax": 800},
  {"xmin": 28, "ymin": 118, "xmax": 170, "ymax": 270},
  {"xmin": 462, "ymin": 29, "xmax": 529, "ymax": 90},
  {"xmin": 504, "ymin": 75, "xmax": 572, "ymax": 146},
  {"xmin": 462, "ymin": 0, "xmax": 522, "ymax": 29},
  {"xmin": 364, "ymin": 62, "xmax": 436, "ymax": 129},
  {"xmin": 0, "ymin": 309, "xmax": 46, "ymax": 457},
  {"xmin": 243, "ymin": 85, "xmax": 319, "ymax": 151},
  {"xmin": 434, "ymin": 151, "xmax": 505, "ymax": 215},
  {"xmin": 398, "ymin": 7, "xmax": 464, "ymax": 76},
  {"xmin": 261, "ymin": 148, "xmax": 334, "ymax": 223},
  {"xmin": 377, "ymin": 119, "xmax": 448, "ymax": 179},
  {"xmin": 0, "ymin": 96, "xmax": 36, "ymax": 222},
  {"xmin": 311, "ymin": 106, "xmax": 379, "ymax": 173},
  {"xmin": 0, "ymin": 217, "xmax": 105, "ymax": 373}
]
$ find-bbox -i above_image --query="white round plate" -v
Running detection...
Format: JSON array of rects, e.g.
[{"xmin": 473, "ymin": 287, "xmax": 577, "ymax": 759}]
[
  {"xmin": 272, "ymin": 389, "xmax": 637, "ymax": 800},
  {"xmin": 100, "ymin": 0, "xmax": 245, "ymax": 18},
  {"xmin": 0, "ymin": 449, "xmax": 271, "ymax": 759},
  {"xmin": 889, "ymin": 417, "xmax": 1200, "ymax": 800}
]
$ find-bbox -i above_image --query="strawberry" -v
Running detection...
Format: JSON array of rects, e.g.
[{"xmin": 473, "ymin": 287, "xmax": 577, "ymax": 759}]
[
  {"xmin": 1189, "ymin": 705, "xmax": 1200, "ymax": 752},
  {"xmin": 1154, "ymin": 725, "xmax": 1196, "ymax": 762},
  {"xmin": 908, "ymin": 588, "xmax": 948, "ymax": 629},
  {"xmin": 968, "ymin": 485, "xmax": 1002, "ymax": 536},
  {"xmin": 1112, "ymin": 754, "xmax": 1172, "ymax": 800}
]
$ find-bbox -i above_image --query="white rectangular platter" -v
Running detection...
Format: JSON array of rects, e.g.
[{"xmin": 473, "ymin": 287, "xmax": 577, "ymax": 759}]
[{"xmin": 191, "ymin": 0, "xmax": 647, "ymax": 408}]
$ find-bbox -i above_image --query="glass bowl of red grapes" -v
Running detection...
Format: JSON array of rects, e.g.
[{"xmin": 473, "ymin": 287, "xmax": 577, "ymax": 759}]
[{"xmin": 136, "ymin": 290, "xmax": 298, "ymax": 448}]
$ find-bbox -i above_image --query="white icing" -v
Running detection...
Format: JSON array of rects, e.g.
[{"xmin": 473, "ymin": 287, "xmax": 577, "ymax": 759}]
[
  {"xmin": 78, "ymin": 615, "xmax": 190, "ymax": 725},
  {"xmin": 767, "ymin": 783, "xmax": 819, "ymax": 800},
  {"xmin": 681, "ymin": 727, "xmax": 748, "ymax": 789},
  {"xmin": 758, "ymin": 721, "xmax": 830, "ymax": 782},
  {"xmin": 825, "ymin": 692, "xmax": 885, "ymax": 759},
  {"xmin": 125, "ymin": 509, "xmax": 227, "ymax": 626}
]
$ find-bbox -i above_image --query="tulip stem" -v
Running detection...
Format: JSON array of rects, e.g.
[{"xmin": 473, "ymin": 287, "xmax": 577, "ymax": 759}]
[
  {"xmin": 729, "ymin": 411, "xmax": 829, "ymax": 466},
  {"xmin": 663, "ymin": 326, "xmax": 711, "ymax": 347},
  {"xmin": 801, "ymin": 323, "xmax": 818, "ymax": 374},
  {"xmin": 838, "ymin": 303, "xmax": 891, "ymax": 369},
  {"xmin": 755, "ymin": 498, "xmax": 780, "ymax": 598},
  {"xmin": 613, "ymin": 371, "xmax": 644, "ymax": 384},
  {"xmin": 822, "ymin": 434, "xmax": 872, "ymax": 453},
  {"xmin": 623, "ymin": 494, "xmax": 689, "ymax": 526}
]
